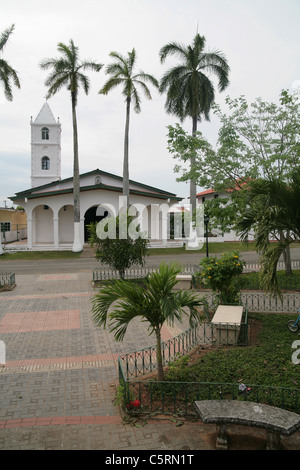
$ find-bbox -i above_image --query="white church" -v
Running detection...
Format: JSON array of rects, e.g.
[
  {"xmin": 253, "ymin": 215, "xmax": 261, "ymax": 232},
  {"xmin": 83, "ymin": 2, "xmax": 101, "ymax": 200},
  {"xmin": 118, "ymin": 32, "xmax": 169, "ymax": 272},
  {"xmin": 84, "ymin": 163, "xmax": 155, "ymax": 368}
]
[{"xmin": 9, "ymin": 102, "xmax": 182, "ymax": 251}]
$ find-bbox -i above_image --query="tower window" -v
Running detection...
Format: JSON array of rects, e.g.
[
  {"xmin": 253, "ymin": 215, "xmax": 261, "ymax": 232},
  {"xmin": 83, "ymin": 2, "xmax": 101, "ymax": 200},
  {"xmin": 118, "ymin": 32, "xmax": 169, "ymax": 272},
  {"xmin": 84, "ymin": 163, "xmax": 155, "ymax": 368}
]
[
  {"xmin": 42, "ymin": 156, "xmax": 50, "ymax": 170},
  {"xmin": 41, "ymin": 127, "xmax": 49, "ymax": 140}
]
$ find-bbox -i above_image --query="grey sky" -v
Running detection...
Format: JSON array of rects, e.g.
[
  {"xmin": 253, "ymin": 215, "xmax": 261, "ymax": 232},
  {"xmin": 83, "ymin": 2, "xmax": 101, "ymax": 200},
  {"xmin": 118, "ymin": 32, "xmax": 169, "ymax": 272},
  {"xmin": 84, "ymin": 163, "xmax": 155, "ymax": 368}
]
[{"xmin": 1, "ymin": 0, "xmax": 300, "ymax": 206}]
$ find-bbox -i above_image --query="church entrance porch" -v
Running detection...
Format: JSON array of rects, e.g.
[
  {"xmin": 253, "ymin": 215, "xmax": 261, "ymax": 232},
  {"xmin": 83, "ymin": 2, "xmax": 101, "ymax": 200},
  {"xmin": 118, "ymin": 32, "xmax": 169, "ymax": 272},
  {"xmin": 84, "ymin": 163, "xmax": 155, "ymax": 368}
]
[{"xmin": 83, "ymin": 205, "xmax": 110, "ymax": 242}]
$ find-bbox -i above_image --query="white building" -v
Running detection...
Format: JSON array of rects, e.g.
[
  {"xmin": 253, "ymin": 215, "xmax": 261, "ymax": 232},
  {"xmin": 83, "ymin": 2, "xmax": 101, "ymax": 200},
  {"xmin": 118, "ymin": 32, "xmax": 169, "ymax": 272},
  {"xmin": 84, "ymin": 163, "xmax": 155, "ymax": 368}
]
[
  {"xmin": 9, "ymin": 103, "xmax": 182, "ymax": 251},
  {"xmin": 196, "ymin": 187, "xmax": 255, "ymax": 242}
]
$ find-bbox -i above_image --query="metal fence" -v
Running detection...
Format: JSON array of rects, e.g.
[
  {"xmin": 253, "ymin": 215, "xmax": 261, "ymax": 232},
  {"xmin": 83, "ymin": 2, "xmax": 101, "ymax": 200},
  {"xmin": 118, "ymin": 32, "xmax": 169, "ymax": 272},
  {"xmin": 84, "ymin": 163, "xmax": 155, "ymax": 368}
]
[
  {"xmin": 93, "ymin": 260, "xmax": 300, "ymax": 283},
  {"xmin": 118, "ymin": 314, "xmax": 300, "ymax": 415},
  {"xmin": 202, "ymin": 291, "xmax": 300, "ymax": 314},
  {"xmin": 1, "ymin": 224, "xmax": 27, "ymax": 243},
  {"xmin": 122, "ymin": 379, "xmax": 300, "ymax": 416},
  {"xmin": 0, "ymin": 272, "xmax": 15, "ymax": 287},
  {"xmin": 119, "ymin": 316, "xmax": 248, "ymax": 383},
  {"xmin": 92, "ymin": 264, "xmax": 198, "ymax": 283}
]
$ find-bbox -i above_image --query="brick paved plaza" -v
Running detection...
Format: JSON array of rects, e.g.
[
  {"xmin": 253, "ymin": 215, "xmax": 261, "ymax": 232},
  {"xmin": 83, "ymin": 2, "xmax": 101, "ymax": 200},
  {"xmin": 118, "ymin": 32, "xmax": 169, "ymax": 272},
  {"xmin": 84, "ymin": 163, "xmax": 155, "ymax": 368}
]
[{"xmin": 0, "ymin": 267, "xmax": 299, "ymax": 451}]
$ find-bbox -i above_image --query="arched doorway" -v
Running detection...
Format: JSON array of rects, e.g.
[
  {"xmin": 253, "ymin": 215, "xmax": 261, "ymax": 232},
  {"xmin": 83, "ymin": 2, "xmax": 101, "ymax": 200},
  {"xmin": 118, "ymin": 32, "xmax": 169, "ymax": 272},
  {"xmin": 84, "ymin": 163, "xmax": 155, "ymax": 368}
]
[
  {"xmin": 58, "ymin": 205, "xmax": 74, "ymax": 243},
  {"xmin": 84, "ymin": 205, "xmax": 109, "ymax": 242},
  {"xmin": 32, "ymin": 204, "xmax": 54, "ymax": 243}
]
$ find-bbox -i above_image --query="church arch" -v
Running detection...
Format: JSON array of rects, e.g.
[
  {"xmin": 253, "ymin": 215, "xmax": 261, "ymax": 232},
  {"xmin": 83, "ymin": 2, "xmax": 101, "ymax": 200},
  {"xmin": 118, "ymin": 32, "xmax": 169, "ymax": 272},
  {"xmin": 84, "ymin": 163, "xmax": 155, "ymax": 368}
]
[
  {"xmin": 84, "ymin": 204, "xmax": 112, "ymax": 242},
  {"xmin": 58, "ymin": 205, "xmax": 74, "ymax": 243},
  {"xmin": 32, "ymin": 204, "xmax": 54, "ymax": 243}
]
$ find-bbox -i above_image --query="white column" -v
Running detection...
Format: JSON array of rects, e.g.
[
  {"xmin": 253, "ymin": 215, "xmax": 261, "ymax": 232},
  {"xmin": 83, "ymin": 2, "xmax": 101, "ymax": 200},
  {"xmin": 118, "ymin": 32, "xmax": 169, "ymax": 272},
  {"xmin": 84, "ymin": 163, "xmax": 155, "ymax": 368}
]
[
  {"xmin": 53, "ymin": 217, "xmax": 59, "ymax": 248},
  {"xmin": 0, "ymin": 232, "xmax": 3, "ymax": 255},
  {"xmin": 27, "ymin": 217, "xmax": 33, "ymax": 249}
]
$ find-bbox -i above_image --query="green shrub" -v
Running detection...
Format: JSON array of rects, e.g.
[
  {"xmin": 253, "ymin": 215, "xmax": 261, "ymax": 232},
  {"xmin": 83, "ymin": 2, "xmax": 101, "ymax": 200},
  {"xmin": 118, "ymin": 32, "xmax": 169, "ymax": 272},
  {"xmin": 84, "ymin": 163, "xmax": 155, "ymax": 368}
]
[{"xmin": 196, "ymin": 251, "xmax": 245, "ymax": 304}]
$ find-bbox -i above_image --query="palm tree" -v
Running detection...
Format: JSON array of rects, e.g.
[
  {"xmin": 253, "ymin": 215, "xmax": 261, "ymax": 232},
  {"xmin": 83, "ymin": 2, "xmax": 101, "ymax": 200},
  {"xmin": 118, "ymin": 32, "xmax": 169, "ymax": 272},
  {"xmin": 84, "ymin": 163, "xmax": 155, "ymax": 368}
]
[
  {"xmin": 40, "ymin": 40, "xmax": 103, "ymax": 252},
  {"xmin": 0, "ymin": 24, "xmax": 20, "ymax": 101},
  {"xmin": 99, "ymin": 49, "xmax": 159, "ymax": 205},
  {"xmin": 91, "ymin": 263, "xmax": 205, "ymax": 381},
  {"xmin": 159, "ymin": 34, "xmax": 230, "ymax": 212},
  {"xmin": 236, "ymin": 170, "xmax": 300, "ymax": 296}
]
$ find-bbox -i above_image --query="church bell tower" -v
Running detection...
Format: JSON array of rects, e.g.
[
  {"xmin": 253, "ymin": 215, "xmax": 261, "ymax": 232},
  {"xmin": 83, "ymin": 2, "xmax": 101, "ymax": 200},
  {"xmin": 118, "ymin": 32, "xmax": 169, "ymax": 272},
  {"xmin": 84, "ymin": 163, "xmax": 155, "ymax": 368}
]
[{"xmin": 31, "ymin": 102, "xmax": 61, "ymax": 188}]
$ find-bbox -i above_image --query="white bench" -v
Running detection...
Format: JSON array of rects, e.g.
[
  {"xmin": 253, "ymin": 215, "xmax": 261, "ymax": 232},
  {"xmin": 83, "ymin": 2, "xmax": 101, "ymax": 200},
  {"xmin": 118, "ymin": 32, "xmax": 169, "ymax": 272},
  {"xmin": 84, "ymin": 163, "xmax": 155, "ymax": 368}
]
[
  {"xmin": 174, "ymin": 274, "xmax": 192, "ymax": 290},
  {"xmin": 194, "ymin": 400, "xmax": 300, "ymax": 450}
]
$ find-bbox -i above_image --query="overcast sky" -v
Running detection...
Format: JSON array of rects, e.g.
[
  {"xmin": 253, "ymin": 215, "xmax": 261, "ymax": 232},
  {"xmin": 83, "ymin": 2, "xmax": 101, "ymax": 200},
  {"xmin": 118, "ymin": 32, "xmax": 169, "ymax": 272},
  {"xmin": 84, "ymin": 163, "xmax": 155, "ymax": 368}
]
[{"xmin": 1, "ymin": 0, "xmax": 300, "ymax": 207}]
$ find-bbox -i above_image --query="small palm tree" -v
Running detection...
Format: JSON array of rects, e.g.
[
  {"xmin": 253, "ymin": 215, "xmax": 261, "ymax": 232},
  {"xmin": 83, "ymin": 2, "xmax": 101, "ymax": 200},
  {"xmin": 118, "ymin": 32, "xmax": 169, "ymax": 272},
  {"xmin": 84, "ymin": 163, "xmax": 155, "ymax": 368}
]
[
  {"xmin": 40, "ymin": 40, "xmax": 103, "ymax": 251},
  {"xmin": 99, "ymin": 49, "xmax": 159, "ymax": 205},
  {"xmin": 91, "ymin": 263, "xmax": 204, "ymax": 381},
  {"xmin": 236, "ymin": 170, "xmax": 300, "ymax": 296},
  {"xmin": 0, "ymin": 24, "xmax": 20, "ymax": 101},
  {"xmin": 159, "ymin": 34, "xmax": 230, "ymax": 211}
]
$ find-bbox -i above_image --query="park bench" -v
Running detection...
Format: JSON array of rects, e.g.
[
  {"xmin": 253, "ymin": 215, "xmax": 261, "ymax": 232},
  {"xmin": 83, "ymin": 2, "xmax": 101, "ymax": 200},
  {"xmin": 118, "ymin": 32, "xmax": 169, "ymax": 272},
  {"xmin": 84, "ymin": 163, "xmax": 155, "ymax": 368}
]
[
  {"xmin": 194, "ymin": 400, "xmax": 300, "ymax": 450},
  {"xmin": 174, "ymin": 274, "xmax": 192, "ymax": 290}
]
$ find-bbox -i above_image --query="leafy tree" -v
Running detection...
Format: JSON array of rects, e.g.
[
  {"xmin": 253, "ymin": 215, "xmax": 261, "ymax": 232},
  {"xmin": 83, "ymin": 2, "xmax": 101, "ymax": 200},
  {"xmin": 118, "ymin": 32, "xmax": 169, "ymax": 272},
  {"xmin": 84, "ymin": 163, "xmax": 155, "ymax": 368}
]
[
  {"xmin": 40, "ymin": 40, "xmax": 103, "ymax": 252},
  {"xmin": 99, "ymin": 49, "xmax": 159, "ymax": 205},
  {"xmin": 236, "ymin": 170, "xmax": 300, "ymax": 296},
  {"xmin": 88, "ymin": 213, "xmax": 148, "ymax": 279},
  {"xmin": 91, "ymin": 263, "xmax": 205, "ymax": 381},
  {"xmin": 0, "ymin": 24, "xmax": 20, "ymax": 101},
  {"xmin": 159, "ymin": 33, "xmax": 229, "ymax": 212},
  {"xmin": 167, "ymin": 90, "xmax": 300, "ymax": 269}
]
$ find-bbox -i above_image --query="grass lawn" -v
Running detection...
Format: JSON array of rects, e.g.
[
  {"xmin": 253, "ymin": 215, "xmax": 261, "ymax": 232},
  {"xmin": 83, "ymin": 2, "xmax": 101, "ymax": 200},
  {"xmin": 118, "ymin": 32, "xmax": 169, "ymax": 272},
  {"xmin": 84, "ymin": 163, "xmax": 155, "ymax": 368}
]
[
  {"xmin": 165, "ymin": 312, "xmax": 300, "ymax": 391},
  {"xmin": 0, "ymin": 250, "xmax": 82, "ymax": 261},
  {"xmin": 148, "ymin": 241, "xmax": 255, "ymax": 256}
]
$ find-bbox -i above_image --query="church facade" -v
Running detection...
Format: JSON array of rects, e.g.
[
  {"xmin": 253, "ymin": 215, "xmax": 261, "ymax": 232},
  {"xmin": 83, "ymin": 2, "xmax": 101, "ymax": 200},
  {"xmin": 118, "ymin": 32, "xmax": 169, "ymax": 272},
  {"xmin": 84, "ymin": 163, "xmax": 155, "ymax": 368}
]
[{"xmin": 9, "ymin": 103, "xmax": 182, "ymax": 251}]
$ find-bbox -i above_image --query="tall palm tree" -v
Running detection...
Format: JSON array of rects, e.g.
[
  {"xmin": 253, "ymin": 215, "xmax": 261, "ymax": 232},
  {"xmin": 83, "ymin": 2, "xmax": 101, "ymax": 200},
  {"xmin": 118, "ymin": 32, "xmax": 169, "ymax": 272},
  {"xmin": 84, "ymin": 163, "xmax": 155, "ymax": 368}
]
[
  {"xmin": 40, "ymin": 39, "xmax": 103, "ymax": 252},
  {"xmin": 99, "ymin": 49, "xmax": 159, "ymax": 205},
  {"xmin": 159, "ymin": 34, "xmax": 230, "ymax": 212},
  {"xmin": 236, "ymin": 170, "xmax": 300, "ymax": 296},
  {"xmin": 0, "ymin": 24, "xmax": 20, "ymax": 101},
  {"xmin": 91, "ymin": 263, "xmax": 205, "ymax": 381}
]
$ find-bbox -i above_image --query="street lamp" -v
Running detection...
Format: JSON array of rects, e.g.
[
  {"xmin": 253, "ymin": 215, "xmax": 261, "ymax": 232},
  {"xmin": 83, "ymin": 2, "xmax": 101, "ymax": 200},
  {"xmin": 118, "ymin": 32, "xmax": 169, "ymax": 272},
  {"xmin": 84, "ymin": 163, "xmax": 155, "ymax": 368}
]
[{"xmin": 204, "ymin": 215, "xmax": 210, "ymax": 257}]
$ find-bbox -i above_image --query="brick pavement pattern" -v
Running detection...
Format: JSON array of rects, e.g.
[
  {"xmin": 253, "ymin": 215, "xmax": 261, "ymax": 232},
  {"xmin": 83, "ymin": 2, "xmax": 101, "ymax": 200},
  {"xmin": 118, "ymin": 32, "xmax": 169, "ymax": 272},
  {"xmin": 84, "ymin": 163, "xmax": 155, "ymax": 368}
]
[{"xmin": 0, "ymin": 270, "xmax": 299, "ymax": 450}]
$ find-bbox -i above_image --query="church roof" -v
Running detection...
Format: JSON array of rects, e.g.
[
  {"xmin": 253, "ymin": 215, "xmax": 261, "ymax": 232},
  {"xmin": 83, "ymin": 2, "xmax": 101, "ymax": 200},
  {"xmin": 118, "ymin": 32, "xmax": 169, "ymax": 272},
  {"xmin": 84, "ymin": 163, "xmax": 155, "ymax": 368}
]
[
  {"xmin": 32, "ymin": 102, "xmax": 57, "ymax": 125},
  {"xmin": 10, "ymin": 169, "xmax": 181, "ymax": 202}
]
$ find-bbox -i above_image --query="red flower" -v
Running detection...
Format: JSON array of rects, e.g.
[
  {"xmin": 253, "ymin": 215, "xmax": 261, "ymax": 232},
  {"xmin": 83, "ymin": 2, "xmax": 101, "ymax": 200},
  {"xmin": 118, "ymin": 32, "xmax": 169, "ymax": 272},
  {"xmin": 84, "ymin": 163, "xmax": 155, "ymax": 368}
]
[{"xmin": 127, "ymin": 399, "xmax": 141, "ymax": 409}]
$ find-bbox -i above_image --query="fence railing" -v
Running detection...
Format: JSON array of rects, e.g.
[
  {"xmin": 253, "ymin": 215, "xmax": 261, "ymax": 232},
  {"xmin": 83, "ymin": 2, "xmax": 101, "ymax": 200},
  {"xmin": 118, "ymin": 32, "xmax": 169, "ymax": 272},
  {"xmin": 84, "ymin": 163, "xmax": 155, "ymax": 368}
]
[
  {"xmin": 93, "ymin": 260, "xmax": 300, "ymax": 283},
  {"xmin": 0, "ymin": 272, "xmax": 15, "ymax": 287},
  {"xmin": 118, "ymin": 313, "xmax": 300, "ymax": 416},
  {"xmin": 202, "ymin": 291, "xmax": 300, "ymax": 314},
  {"xmin": 92, "ymin": 264, "xmax": 198, "ymax": 283},
  {"xmin": 122, "ymin": 380, "xmax": 300, "ymax": 416},
  {"xmin": 1, "ymin": 224, "xmax": 27, "ymax": 243},
  {"xmin": 243, "ymin": 259, "xmax": 300, "ymax": 273}
]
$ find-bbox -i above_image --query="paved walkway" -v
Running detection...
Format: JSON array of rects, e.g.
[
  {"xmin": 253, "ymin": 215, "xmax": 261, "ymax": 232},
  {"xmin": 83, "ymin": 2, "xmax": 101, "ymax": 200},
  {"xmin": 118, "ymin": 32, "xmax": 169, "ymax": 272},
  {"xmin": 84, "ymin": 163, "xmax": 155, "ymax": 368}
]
[{"xmin": 0, "ymin": 269, "xmax": 299, "ymax": 451}]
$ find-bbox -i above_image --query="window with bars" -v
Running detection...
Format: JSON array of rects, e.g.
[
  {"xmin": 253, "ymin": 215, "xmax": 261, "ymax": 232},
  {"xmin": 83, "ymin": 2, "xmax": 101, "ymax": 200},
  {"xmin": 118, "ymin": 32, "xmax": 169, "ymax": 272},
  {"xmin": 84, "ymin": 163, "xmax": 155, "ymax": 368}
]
[
  {"xmin": 41, "ymin": 127, "xmax": 49, "ymax": 140},
  {"xmin": 42, "ymin": 156, "xmax": 50, "ymax": 170}
]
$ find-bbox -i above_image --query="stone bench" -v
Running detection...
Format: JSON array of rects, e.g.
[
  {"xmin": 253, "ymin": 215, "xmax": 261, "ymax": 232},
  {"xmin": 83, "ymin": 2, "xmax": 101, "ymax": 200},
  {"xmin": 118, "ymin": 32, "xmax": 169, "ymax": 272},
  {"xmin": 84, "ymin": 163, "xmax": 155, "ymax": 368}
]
[
  {"xmin": 194, "ymin": 400, "xmax": 300, "ymax": 450},
  {"xmin": 174, "ymin": 274, "xmax": 192, "ymax": 290}
]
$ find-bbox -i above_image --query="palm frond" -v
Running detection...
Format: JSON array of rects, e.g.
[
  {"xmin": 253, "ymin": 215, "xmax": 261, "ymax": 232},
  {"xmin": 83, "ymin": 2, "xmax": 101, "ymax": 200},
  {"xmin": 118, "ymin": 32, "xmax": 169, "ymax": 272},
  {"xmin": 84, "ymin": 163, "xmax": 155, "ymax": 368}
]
[
  {"xmin": 0, "ymin": 24, "xmax": 15, "ymax": 53},
  {"xmin": 159, "ymin": 41, "xmax": 188, "ymax": 63},
  {"xmin": 0, "ymin": 24, "xmax": 20, "ymax": 101}
]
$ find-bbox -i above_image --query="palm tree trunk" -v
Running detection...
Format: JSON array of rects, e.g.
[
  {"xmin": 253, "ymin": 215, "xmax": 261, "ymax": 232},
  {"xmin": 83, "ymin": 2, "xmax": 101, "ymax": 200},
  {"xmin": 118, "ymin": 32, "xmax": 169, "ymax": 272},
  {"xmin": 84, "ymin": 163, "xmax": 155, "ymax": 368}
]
[
  {"xmin": 155, "ymin": 327, "xmax": 165, "ymax": 381},
  {"xmin": 190, "ymin": 116, "xmax": 198, "ymax": 214},
  {"xmin": 123, "ymin": 97, "xmax": 130, "ymax": 207},
  {"xmin": 280, "ymin": 232, "xmax": 293, "ymax": 275},
  {"xmin": 71, "ymin": 93, "xmax": 82, "ymax": 252}
]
